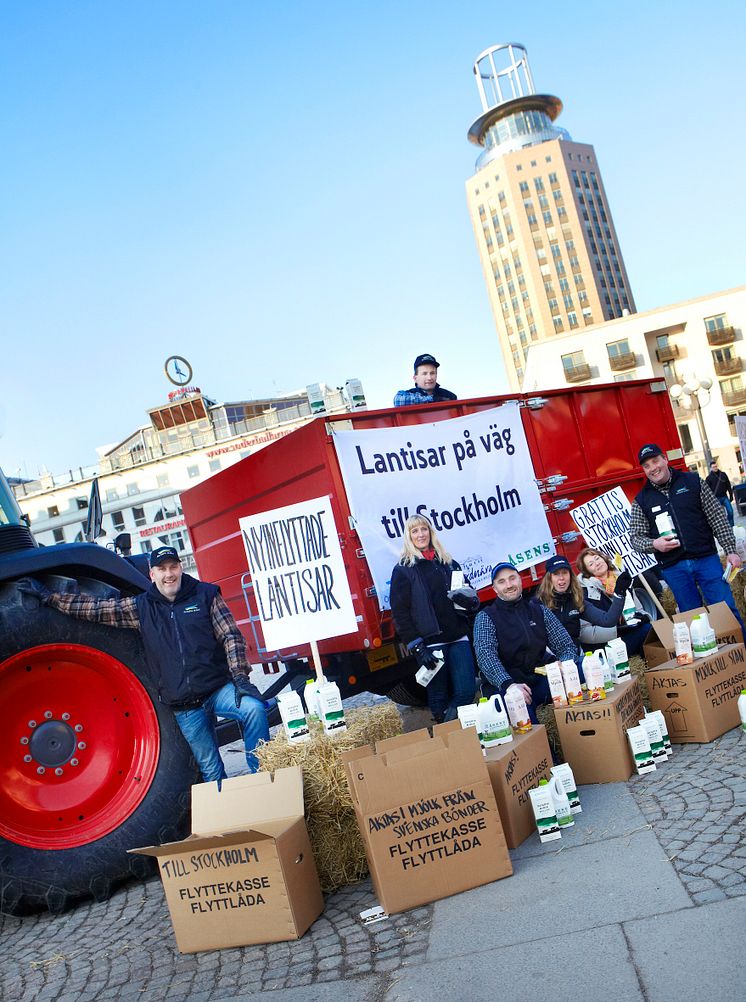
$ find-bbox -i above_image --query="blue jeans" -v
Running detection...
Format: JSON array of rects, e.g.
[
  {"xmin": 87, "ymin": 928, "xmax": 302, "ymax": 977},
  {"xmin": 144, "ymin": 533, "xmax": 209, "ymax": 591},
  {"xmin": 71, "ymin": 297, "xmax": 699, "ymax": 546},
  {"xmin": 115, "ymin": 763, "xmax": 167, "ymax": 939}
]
[
  {"xmin": 718, "ymin": 496, "xmax": 735, "ymax": 527},
  {"xmin": 173, "ymin": 682, "xmax": 270, "ymax": 783},
  {"xmin": 661, "ymin": 555, "xmax": 746, "ymax": 634},
  {"xmin": 426, "ymin": 640, "xmax": 477, "ymax": 721}
]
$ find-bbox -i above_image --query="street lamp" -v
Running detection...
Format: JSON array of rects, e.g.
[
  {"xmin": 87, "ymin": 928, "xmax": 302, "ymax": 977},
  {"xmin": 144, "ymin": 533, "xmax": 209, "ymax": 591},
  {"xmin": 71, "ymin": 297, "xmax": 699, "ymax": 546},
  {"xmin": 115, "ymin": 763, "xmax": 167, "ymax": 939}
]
[{"xmin": 669, "ymin": 377, "xmax": 713, "ymax": 468}]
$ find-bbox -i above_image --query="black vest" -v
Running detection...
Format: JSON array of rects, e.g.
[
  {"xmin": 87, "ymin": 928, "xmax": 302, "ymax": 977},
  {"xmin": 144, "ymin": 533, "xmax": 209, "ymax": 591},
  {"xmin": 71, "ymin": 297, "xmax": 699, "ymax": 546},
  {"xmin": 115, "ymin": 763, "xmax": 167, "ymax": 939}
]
[
  {"xmin": 483, "ymin": 596, "xmax": 550, "ymax": 685},
  {"xmin": 135, "ymin": 575, "xmax": 231, "ymax": 708},
  {"xmin": 549, "ymin": 592, "xmax": 581, "ymax": 642},
  {"xmin": 635, "ymin": 469, "xmax": 715, "ymax": 568}
]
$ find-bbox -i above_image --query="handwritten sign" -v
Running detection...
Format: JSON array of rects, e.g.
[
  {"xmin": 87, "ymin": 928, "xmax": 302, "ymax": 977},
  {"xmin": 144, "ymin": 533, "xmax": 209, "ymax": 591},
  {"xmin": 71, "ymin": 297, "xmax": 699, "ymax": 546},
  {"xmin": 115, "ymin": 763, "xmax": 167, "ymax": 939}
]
[
  {"xmin": 239, "ymin": 495, "xmax": 358, "ymax": 650},
  {"xmin": 570, "ymin": 486, "xmax": 657, "ymax": 575}
]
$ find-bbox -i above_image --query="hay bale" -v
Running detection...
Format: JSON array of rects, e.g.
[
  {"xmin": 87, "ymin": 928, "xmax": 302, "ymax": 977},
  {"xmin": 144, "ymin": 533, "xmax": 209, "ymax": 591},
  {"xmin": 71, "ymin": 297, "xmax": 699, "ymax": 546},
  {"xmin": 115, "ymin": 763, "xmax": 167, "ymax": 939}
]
[{"xmin": 255, "ymin": 702, "xmax": 402, "ymax": 893}]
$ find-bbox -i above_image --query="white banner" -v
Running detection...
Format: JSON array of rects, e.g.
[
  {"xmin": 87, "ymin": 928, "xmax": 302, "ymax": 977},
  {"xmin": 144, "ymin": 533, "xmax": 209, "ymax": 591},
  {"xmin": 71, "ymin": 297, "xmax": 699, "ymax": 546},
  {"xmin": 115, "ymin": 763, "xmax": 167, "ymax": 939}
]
[
  {"xmin": 735, "ymin": 417, "xmax": 746, "ymax": 471},
  {"xmin": 239, "ymin": 496, "xmax": 358, "ymax": 650},
  {"xmin": 332, "ymin": 403, "xmax": 555, "ymax": 608},
  {"xmin": 570, "ymin": 486, "xmax": 657, "ymax": 575}
]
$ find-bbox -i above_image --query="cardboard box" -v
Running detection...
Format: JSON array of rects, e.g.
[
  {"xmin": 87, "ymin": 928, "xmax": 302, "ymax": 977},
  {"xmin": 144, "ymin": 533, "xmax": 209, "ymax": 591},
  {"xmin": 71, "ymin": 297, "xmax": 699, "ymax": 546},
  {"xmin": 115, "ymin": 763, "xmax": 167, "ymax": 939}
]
[
  {"xmin": 342, "ymin": 726, "xmax": 512, "ymax": 915},
  {"xmin": 130, "ymin": 767, "xmax": 323, "ymax": 953},
  {"xmin": 643, "ymin": 602, "xmax": 744, "ymax": 668},
  {"xmin": 645, "ymin": 642, "xmax": 746, "ymax": 743},
  {"xmin": 483, "ymin": 725, "xmax": 553, "ymax": 848},
  {"xmin": 553, "ymin": 678, "xmax": 645, "ymax": 784}
]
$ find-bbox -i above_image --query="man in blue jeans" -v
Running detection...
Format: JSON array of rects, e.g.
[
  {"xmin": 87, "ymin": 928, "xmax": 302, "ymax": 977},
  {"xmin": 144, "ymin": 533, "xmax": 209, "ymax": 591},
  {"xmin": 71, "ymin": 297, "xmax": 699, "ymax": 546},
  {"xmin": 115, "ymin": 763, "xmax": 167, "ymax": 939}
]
[
  {"xmin": 630, "ymin": 444, "xmax": 745, "ymax": 633},
  {"xmin": 18, "ymin": 546, "xmax": 269, "ymax": 782}
]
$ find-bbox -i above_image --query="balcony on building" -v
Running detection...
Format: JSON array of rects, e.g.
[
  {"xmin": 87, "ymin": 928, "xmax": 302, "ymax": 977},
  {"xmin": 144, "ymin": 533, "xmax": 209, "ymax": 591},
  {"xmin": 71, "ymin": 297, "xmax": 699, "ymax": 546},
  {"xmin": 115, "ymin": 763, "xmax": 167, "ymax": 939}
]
[
  {"xmin": 722, "ymin": 387, "xmax": 746, "ymax": 407},
  {"xmin": 608, "ymin": 351, "xmax": 637, "ymax": 372},
  {"xmin": 706, "ymin": 325, "xmax": 735, "ymax": 347},
  {"xmin": 564, "ymin": 363, "xmax": 592, "ymax": 383},
  {"xmin": 656, "ymin": 344, "xmax": 680, "ymax": 363},
  {"xmin": 714, "ymin": 355, "xmax": 743, "ymax": 377}
]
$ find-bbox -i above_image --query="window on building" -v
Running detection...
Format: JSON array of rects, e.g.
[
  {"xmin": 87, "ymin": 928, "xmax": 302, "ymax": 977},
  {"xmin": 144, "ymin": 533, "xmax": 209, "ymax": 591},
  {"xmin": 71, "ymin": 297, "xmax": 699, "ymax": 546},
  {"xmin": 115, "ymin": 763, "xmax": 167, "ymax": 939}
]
[
  {"xmin": 656, "ymin": 334, "xmax": 672, "ymax": 350},
  {"xmin": 534, "ymin": 177, "xmax": 545, "ymax": 192},
  {"xmin": 542, "ymin": 210, "xmax": 553, "ymax": 225},
  {"xmin": 562, "ymin": 350, "xmax": 585, "ymax": 372},
  {"xmin": 568, "ymin": 311, "xmax": 579, "ymax": 328},
  {"xmin": 519, "ymin": 181, "xmax": 529, "ymax": 192},
  {"xmin": 111, "ymin": 510, "xmax": 125, "ymax": 532},
  {"xmin": 126, "ymin": 483, "xmax": 138, "ymax": 496},
  {"xmin": 141, "ymin": 539, "xmax": 153, "ymax": 554},
  {"xmin": 704, "ymin": 313, "xmax": 729, "ymax": 332},
  {"xmin": 607, "ymin": 338, "xmax": 631, "ymax": 359},
  {"xmin": 678, "ymin": 424, "xmax": 694, "ymax": 453},
  {"xmin": 52, "ymin": 527, "xmax": 65, "ymax": 544},
  {"xmin": 187, "ymin": 465, "xmax": 199, "ymax": 479},
  {"xmin": 132, "ymin": 506, "xmax": 147, "ymax": 527},
  {"xmin": 548, "ymin": 172, "xmax": 558, "ymax": 184},
  {"xmin": 106, "ymin": 488, "xmax": 119, "ymax": 502},
  {"xmin": 75, "ymin": 497, "xmax": 88, "ymax": 510},
  {"xmin": 47, "ymin": 505, "xmax": 59, "ymax": 518},
  {"xmin": 553, "ymin": 317, "xmax": 564, "ymax": 332},
  {"xmin": 156, "ymin": 472, "xmax": 170, "ymax": 488}
]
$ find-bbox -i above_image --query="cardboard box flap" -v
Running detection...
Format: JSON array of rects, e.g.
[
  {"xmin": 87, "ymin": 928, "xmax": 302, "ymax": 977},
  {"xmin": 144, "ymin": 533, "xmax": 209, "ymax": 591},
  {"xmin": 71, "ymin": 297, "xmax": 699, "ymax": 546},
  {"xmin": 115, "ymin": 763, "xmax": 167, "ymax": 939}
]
[
  {"xmin": 129, "ymin": 827, "xmax": 278, "ymax": 858},
  {"xmin": 374, "ymin": 728, "xmax": 432, "ymax": 754},
  {"xmin": 191, "ymin": 767, "xmax": 304, "ymax": 837}
]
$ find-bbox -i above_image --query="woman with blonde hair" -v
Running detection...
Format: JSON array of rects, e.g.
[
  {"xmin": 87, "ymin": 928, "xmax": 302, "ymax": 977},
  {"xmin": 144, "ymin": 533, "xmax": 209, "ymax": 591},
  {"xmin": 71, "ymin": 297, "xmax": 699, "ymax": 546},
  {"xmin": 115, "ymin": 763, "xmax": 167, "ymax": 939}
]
[
  {"xmin": 389, "ymin": 514, "xmax": 479, "ymax": 722},
  {"xmin": 575, "ymin": 547, "xmax": 652, "ymax": 655},
  {"xmin": 536, "ymin": 554, "xmax": 630, "ymax": 654}
]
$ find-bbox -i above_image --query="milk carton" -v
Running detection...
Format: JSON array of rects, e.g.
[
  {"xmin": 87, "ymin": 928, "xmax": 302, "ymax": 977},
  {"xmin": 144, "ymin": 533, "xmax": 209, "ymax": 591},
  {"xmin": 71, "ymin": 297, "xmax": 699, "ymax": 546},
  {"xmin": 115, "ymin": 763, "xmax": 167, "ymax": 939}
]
[
  {"xmin": 583, "ymin": 652, "xmax": 606, "ymax": 701},
  {"xmin": 277, "ymin": 691, "xmax": 311, "ymax": 744},
  {"xmin": 673, "ymin": 622, "xmax": 694, "ymax": 665},
  {"xmin": 654, "ymin": 511, "xmax": 677, "ymax": 539},
  {"xmin": 739, "ymin": 689, "xmax": 746, "ymax": 732},
  {"xmin": 638, "ymin": 714, "xmax": 667, "ymax": 764},
  {"xmin": 457, "ymin": 703, "xmax": 480, "ymax": 733},
  {"xmin": 559, "ymin": 659, "xmax": 583, "ymax": 705},
  {"xmin": 690, "ymin": 614, "xmax": 717, "ymax": 658},
  {"xmin": 304, "ymin": 678, "xmax": 322, "ymax": 720},
  {"xmin": 597, "ymin": 648, "xmax": 615, "ymax": 691},
  {"xmin": 450, "ymin": 570, "xmax": 465, "ymax": 590},
  {"xmin": 622, "ymin": 591, "xmax": 638, "ymax": 624},
  {"xmin": 505, "ymin": 686, "xmax": 532, "ymax": 733},
  {"xmin": 545, "ymin": 660, "xmax": 568, "ymax": 707},
  {"xmin": 477, "ymin": 695, "xmax": 513, "ymax": 749},
  {"xmin": 528, "ymin": 783, "xmax": 561, "ymax": 843},
  {"xmin": 415, "ymin": 648, "xmax": 445, "ymax": 687},
  {"xmin": 646, "ymin": 708, "xmax": 672, "ymax": 754},
  {"xmin": 549, "ymin": 775, "xmax": 574, "ymax": 829},
  {"xmin": 605, "ymin": 638, "xmax": 631, "ymax": 682},
  {"xmin": 317, "ymin": 681, "xmax": 347, "ymax": 734},
  {"xmin": 626, "ymin": 724, "xmax": 656, "ymax": 775},
  {"xmin": 550, "ymin": 763, "xmax": 581, "ymax": 814}
]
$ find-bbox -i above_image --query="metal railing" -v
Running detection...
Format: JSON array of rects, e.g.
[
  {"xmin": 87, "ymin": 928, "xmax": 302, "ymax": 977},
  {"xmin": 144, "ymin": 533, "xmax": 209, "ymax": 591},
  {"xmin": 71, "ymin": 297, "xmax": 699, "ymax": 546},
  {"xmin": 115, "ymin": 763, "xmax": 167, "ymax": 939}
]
[
  {"xmin": 563, "ymin": 363, "xmax": 592, "ymax": 383},
  {"xmin": 706, "ymin": 326, "xmax": 735, "ymax": 346},
  {"xmin": 608, "ymin": 352, "xmax": 637, "ymax": 372}
]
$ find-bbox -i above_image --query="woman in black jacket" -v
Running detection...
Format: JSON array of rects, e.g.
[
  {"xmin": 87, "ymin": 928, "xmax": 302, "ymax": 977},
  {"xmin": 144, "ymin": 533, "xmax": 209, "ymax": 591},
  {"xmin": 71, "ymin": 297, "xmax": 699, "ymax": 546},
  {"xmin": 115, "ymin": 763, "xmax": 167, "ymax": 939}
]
[
  {"xmin": 536, "ymin": 554, "xmax": 631, "ymax": 654},
  {"xmin": 389, "ymin": 514, "xmax": 478, "ymax": 722}
]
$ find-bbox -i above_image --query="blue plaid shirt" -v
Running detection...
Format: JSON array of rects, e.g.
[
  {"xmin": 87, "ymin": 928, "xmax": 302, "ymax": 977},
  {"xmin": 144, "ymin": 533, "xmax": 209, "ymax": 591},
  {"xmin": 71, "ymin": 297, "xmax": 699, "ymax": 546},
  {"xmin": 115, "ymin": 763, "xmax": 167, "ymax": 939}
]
[{"xmin": 392, "ymin": 384, "xmax": 458, "ymax": 407}]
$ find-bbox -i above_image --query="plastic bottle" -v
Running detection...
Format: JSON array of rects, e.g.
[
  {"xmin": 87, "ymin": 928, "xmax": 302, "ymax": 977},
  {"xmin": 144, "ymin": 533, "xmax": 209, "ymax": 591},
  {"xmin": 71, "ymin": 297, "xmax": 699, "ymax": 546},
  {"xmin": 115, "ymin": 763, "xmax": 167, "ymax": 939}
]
[
  {"xmin": 477, "ymin": 695, "xmax": 513, "ymax": 749},
  {"xmin": 583, "ymin": 652, "xmax": 606, "ymax": 701},
  {"xmin": 549, "ymin": 775, "xmax": 574, "ymax": 828},
  {"xmin": 317, "ymin": 680, "xmax": 347, "ymax": 734},
  {"xmin": 673, "ymin": 622, "xmax": 693, "ymax": 666},
  {"xmin": 277, "ymin": 691, "xmax": 311, "ymax": 744},
  {"xmin": 738, "ymin": 689, "xmax": 746, "ymax": 732},
  {"xmin": 505, "ymin": 686, "xmax": 532, "ymax": 733},
  {"xmin": 690, "ymin": 613, "xmax": 717, "ymax": 658}
]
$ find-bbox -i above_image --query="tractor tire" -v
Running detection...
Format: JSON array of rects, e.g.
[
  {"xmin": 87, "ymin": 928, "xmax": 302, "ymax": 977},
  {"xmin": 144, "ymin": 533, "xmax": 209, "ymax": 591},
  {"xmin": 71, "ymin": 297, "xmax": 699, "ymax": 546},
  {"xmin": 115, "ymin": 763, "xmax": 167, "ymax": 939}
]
[
  {"xmin": 385, "ymin": 675, "xmax": 428, "ymax": 708},
  {"xmin": 0, "ymin": 583, "xmax": 199, "ymax": 915}
]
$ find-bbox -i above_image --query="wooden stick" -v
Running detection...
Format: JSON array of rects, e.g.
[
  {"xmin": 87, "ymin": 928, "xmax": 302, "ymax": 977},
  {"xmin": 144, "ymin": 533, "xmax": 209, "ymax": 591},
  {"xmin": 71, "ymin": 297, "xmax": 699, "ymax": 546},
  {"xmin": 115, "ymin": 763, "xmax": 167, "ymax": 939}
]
[
  {"xmin": 636, "ymin": 572, "xmax": 668, "ymax": 620},
  {"xmin": 310, "ymin": 639, "xmax": 324, "ymax": 682}
]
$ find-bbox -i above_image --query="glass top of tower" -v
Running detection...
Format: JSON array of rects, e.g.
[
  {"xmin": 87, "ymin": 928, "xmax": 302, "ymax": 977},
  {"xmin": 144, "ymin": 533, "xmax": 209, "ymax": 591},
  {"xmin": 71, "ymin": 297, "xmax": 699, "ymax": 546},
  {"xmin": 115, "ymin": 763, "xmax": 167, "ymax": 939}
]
[{"xmin": 475, "ymin": 107, "xmax": 571, "ymax": 169}]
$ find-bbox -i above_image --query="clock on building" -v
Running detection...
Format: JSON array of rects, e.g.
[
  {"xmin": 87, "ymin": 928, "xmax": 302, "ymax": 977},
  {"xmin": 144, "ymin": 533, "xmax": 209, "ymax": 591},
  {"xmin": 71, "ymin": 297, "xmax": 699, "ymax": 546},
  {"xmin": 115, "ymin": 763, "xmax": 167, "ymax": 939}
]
[{"xmin": 164, "ymin": 356, "xmax": 193, "ymax": 387}]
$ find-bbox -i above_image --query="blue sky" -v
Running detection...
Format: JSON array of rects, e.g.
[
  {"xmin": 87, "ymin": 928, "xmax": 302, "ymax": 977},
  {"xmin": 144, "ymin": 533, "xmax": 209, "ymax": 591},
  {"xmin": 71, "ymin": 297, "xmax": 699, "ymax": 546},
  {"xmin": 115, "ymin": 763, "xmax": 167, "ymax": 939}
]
[{"xmin": 2, "ymin": 1, "xmax": 744, "ymax": 477}]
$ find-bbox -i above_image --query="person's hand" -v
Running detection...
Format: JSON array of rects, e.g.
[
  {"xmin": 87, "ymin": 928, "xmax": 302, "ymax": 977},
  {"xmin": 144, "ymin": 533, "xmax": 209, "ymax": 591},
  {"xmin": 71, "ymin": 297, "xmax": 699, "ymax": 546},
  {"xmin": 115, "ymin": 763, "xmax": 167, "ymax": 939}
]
[
  {"xmin": 726, "ymin": 552, "xmax": 743, "ymax": 570},
  {"xmin": 653, "ymin": 537, "xmax": 680, "ymax": 552},
  {"xmin": 15, "ymin": 577, "xmax": 51, "ymax": 605},
  {"xmin": 507, "ymin": 682, "xmax": 533, "ymax": 705},
  {"xmin": 613, "ymin": 570, "xmax": 632, "ymax": 596},
  {"xmin": 447, "ymin": 586, "xmax": 479, "ymax": 611},
  {"xmin": 411, "ymin": 641, "xmax": 439, "ymax": 672},
  {"xmin": 233, "ymin": 674, "xmax": 261, "ymax": 707}
]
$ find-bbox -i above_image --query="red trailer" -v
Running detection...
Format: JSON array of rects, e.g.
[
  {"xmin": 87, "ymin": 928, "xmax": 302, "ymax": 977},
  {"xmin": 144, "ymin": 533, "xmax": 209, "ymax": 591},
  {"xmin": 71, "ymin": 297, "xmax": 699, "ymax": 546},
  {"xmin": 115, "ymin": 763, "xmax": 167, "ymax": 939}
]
[{"xmin": 181, "ymin": 379, "xmax": 682, "ymax": 705}]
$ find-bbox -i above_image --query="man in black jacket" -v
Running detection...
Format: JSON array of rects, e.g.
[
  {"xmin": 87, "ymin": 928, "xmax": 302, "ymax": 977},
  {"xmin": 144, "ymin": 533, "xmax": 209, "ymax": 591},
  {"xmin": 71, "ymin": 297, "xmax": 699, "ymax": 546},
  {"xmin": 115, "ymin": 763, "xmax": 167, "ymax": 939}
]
[
  {"xmin": 705, "ymin": 460, "xmax": 735, "ymax": 527},
  {"xmin": 19, "ymin": 546, "xmax": 269, "ymax": 783}
]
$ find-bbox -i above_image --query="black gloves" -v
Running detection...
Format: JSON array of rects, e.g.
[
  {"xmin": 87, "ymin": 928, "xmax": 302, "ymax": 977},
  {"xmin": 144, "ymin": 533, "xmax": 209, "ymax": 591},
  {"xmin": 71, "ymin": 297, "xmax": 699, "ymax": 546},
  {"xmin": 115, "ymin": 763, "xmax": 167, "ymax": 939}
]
[
  {"xmin": 233, "ymin": 674, "xmax": 261, "ymax": 708},
  {"xmin": 613, "ymin": 570, "xmax": 633, "ymax": 596},
  {"xmin": 448, "ymin": 586, "xmax": 480, "ymax": 612},
  {"xmin": 16, "ymin": 577, "xmax": 51, "ymax": 605},
  {"xmin": 410, "ymin": 641, "xmax": 439, "ymax": 672}
]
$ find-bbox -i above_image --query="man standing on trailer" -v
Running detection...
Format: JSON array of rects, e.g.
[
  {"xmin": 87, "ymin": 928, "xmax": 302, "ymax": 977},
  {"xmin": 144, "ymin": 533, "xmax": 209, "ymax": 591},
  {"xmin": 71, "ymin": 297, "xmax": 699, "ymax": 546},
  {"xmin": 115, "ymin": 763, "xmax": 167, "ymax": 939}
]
[
  {"xmin": 18, "ymin": 546, "xmax": 269, "ymax": 782},
  {"xmin": 393, "ymin": 353, "xmax": 458, "ymax": 407},
  {"xmin": 630, "ymin": 444, "xmax": 744, "ymax": 628}
]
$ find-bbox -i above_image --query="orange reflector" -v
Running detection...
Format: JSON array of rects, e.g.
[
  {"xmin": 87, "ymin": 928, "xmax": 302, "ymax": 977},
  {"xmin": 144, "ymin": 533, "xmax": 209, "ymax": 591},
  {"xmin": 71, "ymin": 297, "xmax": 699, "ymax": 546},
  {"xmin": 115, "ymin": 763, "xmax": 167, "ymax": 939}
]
[
  {"xmin": 348, "ymin": 675, "xmax": 357, "ymax": 685},
  {"xmin": 373, "ymin": 637, "xmax": 382, "ymax": 648}
]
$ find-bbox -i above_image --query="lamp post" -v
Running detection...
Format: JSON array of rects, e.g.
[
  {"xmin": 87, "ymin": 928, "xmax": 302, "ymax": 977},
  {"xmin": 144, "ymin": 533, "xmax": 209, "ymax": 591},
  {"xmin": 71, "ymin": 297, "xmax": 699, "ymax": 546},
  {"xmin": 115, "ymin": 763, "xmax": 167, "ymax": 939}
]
[{"xmin": 669, "ymin": 377, "xmax": 713, "ymax": 468}]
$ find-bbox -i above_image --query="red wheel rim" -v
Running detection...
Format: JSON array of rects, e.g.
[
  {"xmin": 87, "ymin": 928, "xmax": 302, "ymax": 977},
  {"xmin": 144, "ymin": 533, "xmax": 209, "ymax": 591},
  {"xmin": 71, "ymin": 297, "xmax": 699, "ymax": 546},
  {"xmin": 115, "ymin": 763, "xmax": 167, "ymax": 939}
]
[{"xmin": 0, "ymin": 643, "xmax": 160, "ymax": 849}]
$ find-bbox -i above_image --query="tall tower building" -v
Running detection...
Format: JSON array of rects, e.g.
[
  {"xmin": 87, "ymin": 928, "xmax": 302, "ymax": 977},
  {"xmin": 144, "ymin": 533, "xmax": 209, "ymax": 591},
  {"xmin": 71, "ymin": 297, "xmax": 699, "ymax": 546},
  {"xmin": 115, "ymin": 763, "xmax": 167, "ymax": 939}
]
[{"xmin": 465, "ymin": 44, "xmax": 635, "ymax": 389}]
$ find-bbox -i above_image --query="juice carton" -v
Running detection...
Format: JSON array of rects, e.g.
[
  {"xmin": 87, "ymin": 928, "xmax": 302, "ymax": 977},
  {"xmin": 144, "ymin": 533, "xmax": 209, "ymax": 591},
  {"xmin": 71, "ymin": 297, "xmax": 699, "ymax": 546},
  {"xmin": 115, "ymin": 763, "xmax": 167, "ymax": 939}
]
[
  {"xmin": 277, "ymin": 691, "xmax": 310, "ymax": 744},
  {"xmin": 545, "ymin": 660, "xmax": 568, "ymax": 707},
  {"xmin": 626, "ymin": 724, "xmax": 656, "ymax": 775},
  {"xmin": 673, "ymin": 622, "xmax": 693, "ymax": 666},
  {"xmin": 560, "ymin": 659, "xmax": 583, "ymax": 705},
  {"xmin": 528, "ymin": 783, "xmax": 561, "ymax": 843},
  {"xmin": 317, "ymin": 681, "xmax": 347, "ymax": 735},
  {"xmin": 477, "ymin": 695, "xmax": 513, "ymax": 749},
  {"xmin": 583, "ymin": 652, "xmax": 606, "ymax": 701},
  {"xmin": 505, "ymin": 686, "xmax": 532, "ymax": 733},
  {"xmin": 550, "ymin": 763, "xmax": 581, "ymax": 813}
]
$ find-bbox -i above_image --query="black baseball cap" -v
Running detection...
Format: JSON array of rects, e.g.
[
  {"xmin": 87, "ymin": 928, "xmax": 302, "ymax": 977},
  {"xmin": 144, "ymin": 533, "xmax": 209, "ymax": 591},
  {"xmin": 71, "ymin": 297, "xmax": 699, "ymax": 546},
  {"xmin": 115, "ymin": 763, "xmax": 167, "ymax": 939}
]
[
  {"xmin": 545, "ymin": 555, "xmax": 572, "ymax": 574},
  {"xmin": 491, "ymin": 561, "xmax": 518, "ymax": 581},
  {"xmin": 413, "ymin": 353, "xmax": 439, "ymax": 370},
  {"xmin": 150, "ymin": 546, "xmax": 181, "ymax": 568},
  {"xmin": 638, "ymin": 443, "xmax": 664, "ymax": 464}
]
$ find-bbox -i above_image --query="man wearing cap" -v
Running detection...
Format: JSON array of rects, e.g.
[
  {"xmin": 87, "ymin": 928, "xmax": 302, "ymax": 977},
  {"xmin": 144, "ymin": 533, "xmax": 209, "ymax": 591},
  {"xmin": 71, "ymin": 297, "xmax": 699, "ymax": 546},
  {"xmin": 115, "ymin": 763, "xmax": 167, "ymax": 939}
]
[
  {"xmin": 630, "ymin": 444, "xmax": 744, "ymax": 622},
  {"xmin": 17, "ymin": 546, "xmax": 270, "ymax": 783},
  {"xmin": 393, "ymin": 353, "xmax": 458, "ymax": 407},
  {"xmin": 473, "ymin": 561, "xmax": 580, "ymax": 723}
]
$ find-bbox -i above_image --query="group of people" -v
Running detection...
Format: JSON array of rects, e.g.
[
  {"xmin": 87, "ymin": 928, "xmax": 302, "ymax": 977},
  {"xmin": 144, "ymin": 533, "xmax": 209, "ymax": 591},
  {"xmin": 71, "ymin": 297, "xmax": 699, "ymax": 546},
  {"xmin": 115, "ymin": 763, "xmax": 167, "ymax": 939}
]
[{"xmin": 390, "ymin": 351, "xmax": 745, "ymax": 723}]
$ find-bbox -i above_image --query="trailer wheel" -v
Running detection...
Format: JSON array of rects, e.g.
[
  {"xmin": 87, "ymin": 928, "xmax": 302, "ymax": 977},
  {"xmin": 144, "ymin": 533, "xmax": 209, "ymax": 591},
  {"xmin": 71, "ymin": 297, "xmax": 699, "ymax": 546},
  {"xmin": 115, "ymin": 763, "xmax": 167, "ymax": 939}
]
[{"xmin": 0, "ymin": 598, "xmax": 198, "ymax": 915}]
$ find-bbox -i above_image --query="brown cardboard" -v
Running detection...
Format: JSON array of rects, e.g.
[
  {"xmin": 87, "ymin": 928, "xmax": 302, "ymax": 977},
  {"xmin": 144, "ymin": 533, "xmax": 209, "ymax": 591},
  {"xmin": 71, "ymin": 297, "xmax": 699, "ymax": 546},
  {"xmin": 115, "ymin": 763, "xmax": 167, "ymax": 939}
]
[
  {"xmin": 130, "ymin": 767, "xmax": 323, "ymax": 953},
  {"xmin": 553, "ymin": 678, "xmax": 645, "ymax": 784},
  {"xmin": 342, "ymin": 726, "xmax": 512, "ymax": 915},
  {"xmin": 643, "ymin": 602, "xmax": 744, "ymax": 668},
  {"xmin": 483, "ymin": 726, "xmax": 554, "ymax": 848},
  {"xmin": 645, "ymin": 642, "xmax": 746, "ymax": 743}
]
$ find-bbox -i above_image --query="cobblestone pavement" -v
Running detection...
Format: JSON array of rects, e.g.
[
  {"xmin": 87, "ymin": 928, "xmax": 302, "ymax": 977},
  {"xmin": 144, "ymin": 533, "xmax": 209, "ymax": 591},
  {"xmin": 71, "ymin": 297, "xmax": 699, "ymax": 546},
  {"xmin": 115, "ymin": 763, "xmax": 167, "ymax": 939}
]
[
  {"xmin": 3, "ymin": 696, "xmax": 745, "ymax": 1002},
  {"xmin": 629, "ymin": 727, "xmax": 746, "ymax": 905}
]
